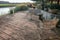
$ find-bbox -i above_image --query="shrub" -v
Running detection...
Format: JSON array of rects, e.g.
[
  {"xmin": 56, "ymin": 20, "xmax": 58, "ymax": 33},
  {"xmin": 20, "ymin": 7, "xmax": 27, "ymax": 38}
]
[
  {"xmin": 9, "ymin": 9, "xmax": 13, "ymax": 14},
  {"xmin": 49, "ymin": 4, "xmax": 60, "ymax": 10},
  {"xmin": 9, "ymin": 5, "xmax": 28, "ymax": 14},
  {"xmin": 14, "ymin": 5, "xmax": 28, "ymax": 12},
  {"xmin": 0, "ymin": 4, "xmax": 15, "ymax": 7}
]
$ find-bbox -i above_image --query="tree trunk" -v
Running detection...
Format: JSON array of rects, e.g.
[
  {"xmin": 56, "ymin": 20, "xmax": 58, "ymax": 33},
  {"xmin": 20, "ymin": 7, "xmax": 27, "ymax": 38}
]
[
  {"xmin": 41, "ymin": 0, "xmax": 45, "ymax": 10},
  {"xmin": 57, "ymin": 0, "xmax": 59, "ymax": 5},
  {"xmin": 51, "ymin": 0, "xmax": 53, "ymax": 5}
]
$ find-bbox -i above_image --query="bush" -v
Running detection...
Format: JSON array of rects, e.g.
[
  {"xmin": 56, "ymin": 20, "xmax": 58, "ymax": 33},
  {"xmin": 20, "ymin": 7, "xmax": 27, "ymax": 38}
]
[
  {"xmin": 14, "ymin": 5, "xmax": 28, "ymax": 12},
  {"xmin": 0, "ymin": 4, "xmax": 15, "ymax": 7},
  {"xmin": 49, "ymin": 4, "xmax": 60, "ymax": 10},
  {"xmin": 9, "ymin": 9, "xmax": 13, "ymax": 14},
  {"xmin": 9, "ymin": 5, "xmax": 28, "ymax": 14},
  {"xmin": 37, "ymin": 4, "xmax": 41, "ymax": 9}
]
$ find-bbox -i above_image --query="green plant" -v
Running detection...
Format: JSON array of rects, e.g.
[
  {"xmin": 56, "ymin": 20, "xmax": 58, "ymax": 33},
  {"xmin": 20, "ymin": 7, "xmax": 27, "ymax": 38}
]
[
  {"xmin": 37, "ymin": 4, "xmax": 41, "ymax": 9},
  {"xmin": 9, "ymin": 9, "xmax": 14, "ymax": 14},
  {"xmin": 14, "ymin": 5, "xmax": 28, "ymax": 12},
  {"xmin": 49, "ymin": 4, "xmax": 60, "ymax": 10},
  {"xmin": 9, "ymin": 5, "xmax": 28, "ymax": 14},
  {"xmin": 19, "ymin": 5, "xmax": 28, "ymax": 11},
  {"xmin": 0, "ymin": 4, "xmax": 15, "ymax": 7}
]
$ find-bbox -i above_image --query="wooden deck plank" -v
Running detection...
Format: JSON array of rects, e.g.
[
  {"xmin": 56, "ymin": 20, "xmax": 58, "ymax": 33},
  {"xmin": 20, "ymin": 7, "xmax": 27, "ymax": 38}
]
[
  {"xmin": 0, "ymin": 31, "xmax": 13, "ymax": 40},
  {"xmin": 0, "ymin": 11, "xmax": 60, "ymax": 40},
  {"xmin": 0, "ymin": 36, "xmax": 5, "ymax": 40}
]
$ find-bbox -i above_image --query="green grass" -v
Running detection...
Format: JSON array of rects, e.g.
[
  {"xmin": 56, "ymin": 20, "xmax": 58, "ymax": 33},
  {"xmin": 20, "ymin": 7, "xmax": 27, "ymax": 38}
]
[
  {"xmin": 0, "ymin": 4, "xmax": 15, "ymax": 7},
  {"xmin": 0, "ymin": 3, "xmax": 27, "ymax": 7},
  {"xmin": 9, "ymin": 5, "xmax": 28, "ymax": 14}
]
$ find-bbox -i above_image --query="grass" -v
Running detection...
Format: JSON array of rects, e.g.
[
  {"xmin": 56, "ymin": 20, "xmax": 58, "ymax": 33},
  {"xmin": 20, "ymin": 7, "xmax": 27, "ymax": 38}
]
[
  {"xmin": 0, "ymin": 4, "xmax": 15, "ymax": 7},
  {"xmin": 9, "ymin": 5, "xmax": 28, "ymax": 14},
  {"xmin": 0, "ymin": 3, "xmax": 28, "ymax": 7}
]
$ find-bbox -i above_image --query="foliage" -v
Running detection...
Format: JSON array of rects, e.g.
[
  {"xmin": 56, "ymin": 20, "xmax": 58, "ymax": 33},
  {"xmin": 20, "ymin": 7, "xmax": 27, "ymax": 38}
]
[
  {"xmin": 32, "ymin": 0, "xmax": 48, "ymax": 10},
  {"xmin": 0, "ymin": 3, "xmax": 28, "ymax": 7},
  {"xmin": 37, "ymin": 4, "xmax": 41, "ymax": 9},
  {"xmin": 32, "ymin": 0, "xmax": 48, "ymax": 2},
  {"xmin": 0, "ymin": 4, "xmax": 15, "ymax": 7},
  {"xmin": 49, "ymin": 4, "xmax": 60, "ymax": 10},
  {"xmin": 14, "ymin": 5, "xmax": 28, "ymax": 12},
  {"xmin": 9, "ymin": 9, "xmax": 14, "ymax": 14},
  {"xmin": 32, "ymin": 0, "xmax": 41, "ymax": 1},
  {"xmin": 9, "ymin": 4, "xmax": 29, "ymax": 14}
]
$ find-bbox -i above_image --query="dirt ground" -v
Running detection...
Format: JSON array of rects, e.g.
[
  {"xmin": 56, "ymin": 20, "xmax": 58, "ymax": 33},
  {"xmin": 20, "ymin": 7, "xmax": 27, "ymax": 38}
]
[{"xmin": 0, "ymin": 11, "xmax": 60, "ymax": 40}]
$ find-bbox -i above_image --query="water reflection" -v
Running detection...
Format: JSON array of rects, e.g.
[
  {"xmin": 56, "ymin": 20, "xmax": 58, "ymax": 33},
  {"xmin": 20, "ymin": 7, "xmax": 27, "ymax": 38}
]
[{"xmin": 0, "ymin": 7, "xmax": 15, "ymax": 15}]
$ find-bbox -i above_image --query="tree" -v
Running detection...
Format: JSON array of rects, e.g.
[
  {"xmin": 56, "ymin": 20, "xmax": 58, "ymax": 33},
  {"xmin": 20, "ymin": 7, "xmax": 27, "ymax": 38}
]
[
  {"xmin": 32, "ymin": 0, "xmax": 41, "ymax": 1},
  {"xmin": 32, "ymin": 0, "xmax": 42, "ymax": 3},
  {"xmin": 31, "ymin": 0, "xmax": 45, "ymax": 10}
]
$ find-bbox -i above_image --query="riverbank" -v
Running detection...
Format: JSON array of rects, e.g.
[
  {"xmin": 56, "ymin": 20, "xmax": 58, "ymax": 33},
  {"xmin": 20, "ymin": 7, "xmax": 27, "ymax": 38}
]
[
  {"xmin": 0, "ymin": 3, "xmax": 27, "ymax": 7},
  {"xmin": 0, "ymin": 4, "xmax": 15, "ymax": 7}
]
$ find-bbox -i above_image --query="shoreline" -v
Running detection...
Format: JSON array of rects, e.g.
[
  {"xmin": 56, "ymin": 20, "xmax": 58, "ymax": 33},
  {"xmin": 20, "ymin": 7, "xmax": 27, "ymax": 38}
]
[{"xmin": 0, "ymin": 6, "xmax": 15, "ymax": 8}]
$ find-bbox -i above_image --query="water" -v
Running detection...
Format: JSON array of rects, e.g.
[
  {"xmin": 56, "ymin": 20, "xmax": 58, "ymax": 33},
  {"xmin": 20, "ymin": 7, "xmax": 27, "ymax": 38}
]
[{"xmin": 0, "ymin": 7, "xmax": 15, "ymax": 15}]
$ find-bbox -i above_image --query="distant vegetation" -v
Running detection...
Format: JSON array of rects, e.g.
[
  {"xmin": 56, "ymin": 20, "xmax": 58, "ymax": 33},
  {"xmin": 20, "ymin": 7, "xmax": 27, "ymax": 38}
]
[
  {"xmin": 0, "ymin": 4, "xmax": 16, "ymax": 7},
  {"xmin": 0, "ymin": 1, "xmax": 31, "ymax": 7},
  {"xmin": 48, "ymin": 4, "xmax": 60, "ymax": 10},
  {"xmin": 0, "ymin": 2, "xmax": 32, "ymax": 7},
  {"xmin": 10, "ymin": 5, "xmax": 29, "ymax": 14},
  {"xmin": 0, "ymin": 1, "xmax": 14, "ymax": 7},
  {"xmin": 14, "ymin": 5, "xmax": 28, "ymax": 11},
  {"xmin": 0, "ymin": 3, "xmax": 28, "ymax": 7}
]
